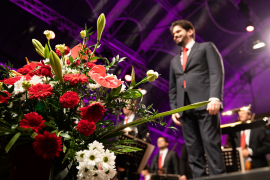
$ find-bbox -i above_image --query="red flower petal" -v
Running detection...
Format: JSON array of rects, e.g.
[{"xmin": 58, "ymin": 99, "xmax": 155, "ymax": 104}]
[
  {"xmin": 70, "ymin": 44, "xmax": 96, "ymax": 62},
  {"xmin": 19, "ymin": 112, "xmax": 46, "ymax": 132},
  {"xmin": 63, "ymin": 74, "xmax": 88, "ymax": 86},
  {"xmin": 88, "ymin": 65, "xmax": 123, "ymax": 88},
  {"xmin": 0, "ymin": 91, "xmax": 11, "ymax": 104},
  {"xmin": 79, "ymin": 102, "xmax": 106, "ymax": 122},
  {"xmin": 76, "ymin": 120, "xmax": 96, "ymax": 136},
  {"xmin": 33, "ymin": 131, "xmax": 62, "ymax": 159},
  {"xmin": 28, "ymin": 83, "xmax": 53, "ymax": 99},
  {"xmin": 59, "ymin": 91, "xmax": 80, "ymax": 108}
]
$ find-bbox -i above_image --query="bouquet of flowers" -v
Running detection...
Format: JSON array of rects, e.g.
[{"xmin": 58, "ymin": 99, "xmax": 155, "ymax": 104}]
[{"xmin": 0, "ymin": 13, "xmax": 207, "ymax": 179}]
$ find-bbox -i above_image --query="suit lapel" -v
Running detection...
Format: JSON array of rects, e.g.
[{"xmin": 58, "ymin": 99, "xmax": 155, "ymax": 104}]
[
  {"xmin": 174, "ymin": 52, "xmax": 183, "ymax": 73},
  {"xmin": 185, "ymin": 42, "xmax": 199, "ymax": 71},
  {"xmin": 249, "ymin": 129, "xmax": 253, "ymax": 146},
  {"xmin": 163, "ymin": 151, "xmax": 170, "ymax": 167}
]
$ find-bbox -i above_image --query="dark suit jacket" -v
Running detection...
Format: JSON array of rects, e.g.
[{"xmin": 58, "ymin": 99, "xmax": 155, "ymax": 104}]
[
  {"xmin": 236, "ymin": 127, "xmax": 270, "ymax": 169},
  {"xmin": 169, "ymin": 42, "xmax": 224, "ymax": 115},
  {"xmin": 150, "ymin": 150, "xmax": 180, "ymax": 174},
  {"xmin": 119, "ymin": 113, "xmax": 150, "ymax": 143},
  {"xmin": 180, "ymin": 144, "xmax": 193, "ymax": 179}
]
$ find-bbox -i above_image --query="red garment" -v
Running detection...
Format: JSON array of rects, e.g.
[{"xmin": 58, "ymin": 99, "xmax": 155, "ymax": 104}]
[
  {"xmin": 241, "ymin": 131, "xmax": 246, "ymax": 149},
  {"xmin": 158, "ymin": 153, "xmax": 163, "ymax": 169},
  {"xmin": 125, "ymin": 117, "xmax": 129, "ymax": 124},
  {"xmin": 182, "ymin": 48, "xmax": 189, "ymax": 88}
]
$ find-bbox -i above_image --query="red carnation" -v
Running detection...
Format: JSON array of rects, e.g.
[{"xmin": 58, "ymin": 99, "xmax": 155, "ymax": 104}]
[
  {"xmin": 33, "ymin": 131, "xmax": 63, "ymax": 159},
  {"xmin": 0, "ymin": 91, "xmax": 11, "ymax": 104},
  {"xmin": 56, "ymin": 46, "xmax": 70, "ymax": 56},
  {"xmin": 88, "ymin": 65, "xmax": 123, "ymax": 88},
  {"xmin": 66, "ymin": 59, "xmax": 70, "ymax": 65},
  {"xmin": 28, "ymin": 83, "xmax": 53, "ymax": 99},
  {"xmin": 59, "ymin": 91, "xmax": 80, "ymax": 108},
  {"xmin": 36, "ymin": 61, "xmax": 53, "ymax": 77},
  {"xmin": 79, "ymin": 102, "xmax": 106, "ymax": 122},
  {"xmin": 76, "ymin": 120, "xmax": 96, "ymax": 136},
  {"xmin": 84, "ymin": 62, "xmax": 96, "ymax": 69},
  {"xmin": 19, "ymin": 112, "xmax": 46, "ymax": 132},
  {"xmin": 63, "ymin": 74, "xmax": 88, "ymax": 86}
]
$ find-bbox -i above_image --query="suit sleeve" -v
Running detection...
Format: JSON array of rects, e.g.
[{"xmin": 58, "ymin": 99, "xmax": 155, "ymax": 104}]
[
  {"xmin": 172, "ymin": 152, "xmax": 180, "ymax": 174},
  {"xmin": 169, "ymin": 61, "xmax": 177, "ymax": 110},
  {"xmin": 150, "ymin": 156, "xmax": 157, "ymax": 173},
  {"xmin": 205, "ymin": 42, "xmax": 224, "ymax": 101},
  {"xmin": 251, "ymin": 129, "xmax": 270, "ymax": 157},
  {"xmin": 137, "ymin": 123, "xmax": 150, "ymax": 143},
  {"xmin": 180, "ymin": 145, "xmax": 187, "ymax": 175}
]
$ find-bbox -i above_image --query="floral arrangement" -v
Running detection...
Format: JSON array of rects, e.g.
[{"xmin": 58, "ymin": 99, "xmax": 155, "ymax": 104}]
[{"xmin": 0, "ymin": 13, "xmax": 207, "ymax": 179}]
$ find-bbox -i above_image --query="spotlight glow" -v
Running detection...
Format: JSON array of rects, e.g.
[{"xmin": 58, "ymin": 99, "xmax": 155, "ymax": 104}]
[
  {"xmin": 246, "ymin": 25, "xmax": 254, "ymax": 32},
  {"xmin": 124, "ymin": 74, "xmax": 132, "ymax": 82},
  {"xmin": 253, "ymin": 42, "xmax": 265, "ymax": 49},
  {"xmin": 222, "ymin": 111, "xmax": 233, "ymax": 116}
]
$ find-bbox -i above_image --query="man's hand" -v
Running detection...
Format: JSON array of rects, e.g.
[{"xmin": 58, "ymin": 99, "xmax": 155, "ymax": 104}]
[
  {"xmin": 242, "ymin": 149, "xmax": 250, "ymax": 158},
  {"xmin": 158, "ymin": 169, "xmax": 164, "ymax": 175},
  {"xmin": 172, "ymin": 113, "xmax": 181, "ymax": 126},
  {"xmin": 206, "ymin": 100, "xmax": 220, "ymax": 115},
  {"xmin": 180, "ymin": 175, "xmax": 187, "ymax": 180}
]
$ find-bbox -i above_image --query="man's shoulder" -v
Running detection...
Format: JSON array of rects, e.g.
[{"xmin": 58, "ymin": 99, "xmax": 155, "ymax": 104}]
[{"xmin": 198, "ymin": 41, "xmax": 215, "ymax": 48}]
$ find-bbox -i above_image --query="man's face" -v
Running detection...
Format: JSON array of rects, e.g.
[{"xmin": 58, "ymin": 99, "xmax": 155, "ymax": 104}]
[
  {"xmin": 238, "ymin": 110, "xmax": 251, "ymax": 122},
  {"xmin": 172, "ymin": 25, "xmax": 190, "ymax": 47},
  {"xmin": 157, "ymin": 137, "xmax": 168, "ymax": 149},
  {"xmin": 123, "ymin": 104, "xmax": 136, "ymax": 116}
]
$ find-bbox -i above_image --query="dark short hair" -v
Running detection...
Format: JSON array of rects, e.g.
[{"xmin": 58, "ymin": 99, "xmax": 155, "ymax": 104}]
[
  {"xmin": 170, "ymin": 20, "xmax": 195, "ymax": 39},
  {"xmin": 143, "ymin": 164, "xmax": 150, "ymax": 170},
  {"xmin": 158, "ymin": 136, "xmax": 168, "ymax": 143}
]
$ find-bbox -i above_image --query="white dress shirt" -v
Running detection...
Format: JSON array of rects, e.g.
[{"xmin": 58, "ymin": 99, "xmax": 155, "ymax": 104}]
[
  {"xmin": 124, "ymin": 113, "xmax": 135, "ymax": 125},
  {"xmin": 159, "ymin": 148, "xmax": 168, "ymax": 168},
  {"xmin": 180, "ymin": 39, "xmax": 220, "ymax": 102},
  {"xmin": 241, "ymin": 129, "xmax": 253, "ymax": 161},
  {"xmin": 145, "ymin": 174, "xmax": 151, "ymax": 180}
]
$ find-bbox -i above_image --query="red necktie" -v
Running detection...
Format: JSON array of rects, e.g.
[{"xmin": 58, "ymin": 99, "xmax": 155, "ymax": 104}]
[
  {"xmin": 125, "ymin": 117, "xmax": 129, "ymax": 124},
  {"xmin": 241, "ymin": 131, "xmax": 246, "ymax": 149},
  {"xmin": 158, "ymin": 153, "xmax": 163, "ymax": 169},
  {"xmin": 182, "ymin": 48, "xmax": 188, "ymax": 88}
]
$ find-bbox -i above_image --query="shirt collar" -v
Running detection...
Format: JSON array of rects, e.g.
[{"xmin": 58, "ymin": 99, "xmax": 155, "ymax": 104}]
[
  {"xmin": 159, "ymin": 148, "xmax": 168, "ymax": 155},
  {"xmin": 125, "ymin": 113, "xmax": 135, "ymax": 122},
  {"xmin": 182, "ymin": 39, "xmax": 195, "ymax": 51}
]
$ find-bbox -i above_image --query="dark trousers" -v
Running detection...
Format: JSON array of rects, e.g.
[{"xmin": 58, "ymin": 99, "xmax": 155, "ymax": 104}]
[{"xmin": 181, "ymin": 93, "xmax": 226, "ymax": 178}]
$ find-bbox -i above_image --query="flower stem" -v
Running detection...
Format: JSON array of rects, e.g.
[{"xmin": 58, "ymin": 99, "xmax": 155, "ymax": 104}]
[
  {"xmin": 48, "ymin": 40, "xmax": 52, "ymax": 51},
  {"xmin": 89, "ymin": 40, "xmax": 99, "ymax": 62}
]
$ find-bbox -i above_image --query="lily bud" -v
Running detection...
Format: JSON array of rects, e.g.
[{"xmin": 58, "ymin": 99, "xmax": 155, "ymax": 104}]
[
  {"xmin": 97, "ymin": 13, "xmax": 106, "ymax": 41},
  {"xmin": 49, "ymin": 51, "xmax": 64, "ymax": 84},
  {"xmin": 32, "ymin": 39, "xmax": 44, "ymax": 57},
  {"xmin": 146, "ymin": 70, "xmax": 159, "ymax": 82},
  {"xmin": 80, "ymin": 30, "xmax": 86, "ymax": 38}
]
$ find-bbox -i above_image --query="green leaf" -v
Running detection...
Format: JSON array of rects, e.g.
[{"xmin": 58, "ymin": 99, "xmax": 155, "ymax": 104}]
[
  {"xmin": 43, "ymin": 121, "xmax": 54, "ymax": 127},
  {"xmin": 5, "ymin": 132, "xmax": 21, "ymax": 153},
  {"xmin": 31, "ymin": 132, "xmax": 38, "ymax": 138},
  {"xmin": 0, "ymin": 127, "xmax": 16, "ymax": 133},
  {"xmin": 60, "ymin": 133, "xmax": 71, "ymax": 139},
  {"xmin": 63, "ymin": 144, "xmax": 67, "ymax": 153},
  {"xmin": 69, "ymin": 56, "xmax": 74, "ymax": 64},
  {"xmin": 3, "ymin": 83, "xmax": 9, "ymax": 91},
  {"xmin": 17, "ymin": 111, "xmax": 24, "ymax": 122},
  {"xmin": 0, "ymin": 119, "xmax": 12, "ymax": 127},
  {"xmin": 8, "ymin": 85, "xmax": 14, "ymax": 94},
  {"xmin": 90, "ymin": 56, "xmax": 101, "ymax": 61},
  {"xmin": 0, "ymin": 92, "xmax": 8, "ymax": 97},
  {"xmin": 122, "ymin": 89, "xmax": 142, "ymax": 99},
  {"xmin": 62, "ymin": 148, "xmax": 70, "ymax": 164},
  {"xmin": 44, "ymin": 44, "xmax": 50, "ymax": 59},
  {"xmin": 130, "ymin": 66, "xmax": 135, "ymax": 87}
]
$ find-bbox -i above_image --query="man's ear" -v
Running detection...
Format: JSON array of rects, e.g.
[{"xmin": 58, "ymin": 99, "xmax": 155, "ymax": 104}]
[{"xmin": 188, "ymin": 29, "xmax": 194, "ymax": 38}]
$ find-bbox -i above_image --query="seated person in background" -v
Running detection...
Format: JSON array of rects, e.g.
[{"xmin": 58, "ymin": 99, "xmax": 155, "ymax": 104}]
[
  {"xmin": 116, "ymin": 99, "xmax": 150, "ymax": 180},
  {"xmin": 150, "ymin": 137, "xmax": 180, "ymax": 174},
  {"xmin": 235, "ymin": 109, "xmax": 270, "ymax": 169},
  {"xmin": 119, "ymin": 99, "xmax": 150, "ymax": 143},
  {"xmin": 141, "ymin": 165, "xmax": 151, "ymax": 180},
  {"xmin": 180, "ymin": 143, "xmax": 193, "ymax": 180}
]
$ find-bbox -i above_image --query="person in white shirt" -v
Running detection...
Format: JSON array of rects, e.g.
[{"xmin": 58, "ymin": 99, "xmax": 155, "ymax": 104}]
[
  {"xmin": 236, "ymin": 109, "xmax": 270, "ymax": 169},
  {"xmin": 150, "ymin": 137, "xmax": 179, "ymax": 175},
  {"xmin": 141, "ymin": 165, "xmax": 151, "ymax": 180}
]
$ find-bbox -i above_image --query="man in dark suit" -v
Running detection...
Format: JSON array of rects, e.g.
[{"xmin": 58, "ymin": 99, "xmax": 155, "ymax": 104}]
[
  {"xmin": 116, "ymin": 99, "xmax": 150, "ymax": 180},
  {"xmin": 235, "ymin": 110, "xmax": 270, "ymax": 169},
  {"xmin": 169, "ymin": 20, "xmax": 226, "ymax": 178},
  {"xmin": 150, "ymin": 137, "xmax": 180, "ymax": 175},
  {"xmin": 179, "ymin": 143, "xmax": 193, "ymax": 180}
]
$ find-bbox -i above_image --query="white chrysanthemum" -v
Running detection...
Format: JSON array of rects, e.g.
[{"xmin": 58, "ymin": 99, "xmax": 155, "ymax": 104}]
[
  {"xmin": 49, "ymin": 81, "xmax": 58, "ymax": 88},
  {"xmin": 106, "ymin": 73, "xmax": 117, "ymax": 79},
  {"xmin": 89, "ymin": 170, "xmax": 104, "ymax": 180},
  {"xmin": 120, "ymin": 83, "xmax": 126, "ymax": 92},
  {"xmin": 101, "ymin": 168, "xmax": 117, "ymax": 180},
  {"xmin": 20, "ymin": 93, "xmax": 27, "ymax": 101},
  {"xmin": 87, "ymin": 83, "xmax": 101, "ymax": 89},
  {"xmin": 14, "ymin": 77, "xmax": 26, "ymax": 94},
  {"xmin": 30, "ymin": 75, "xmax": 43, "ymax": 85},
  {"xmin": 89, "ymin": 141, "xmax": 104, "ymax": 152},
  {"xmin": 62, "ymin": 66, "xmax": 79, "ymax": 75},
  {"xmin": 76, "ymin": 150, "xmax": 89, "ymax": 163},
  {"xmin": 100, "ymin": 149, "xmax": 116, "ymax": 170},
  {"xmin": 43, "ymin": 58, "xmax": 50, "ymax": 64},
  {"xmin": 77, "ymin": 161, "xmax": 92, "ymax": 179},
  {"xmin": 84, "ymin": 150, "xmax": 102, "ymax": 166}
]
